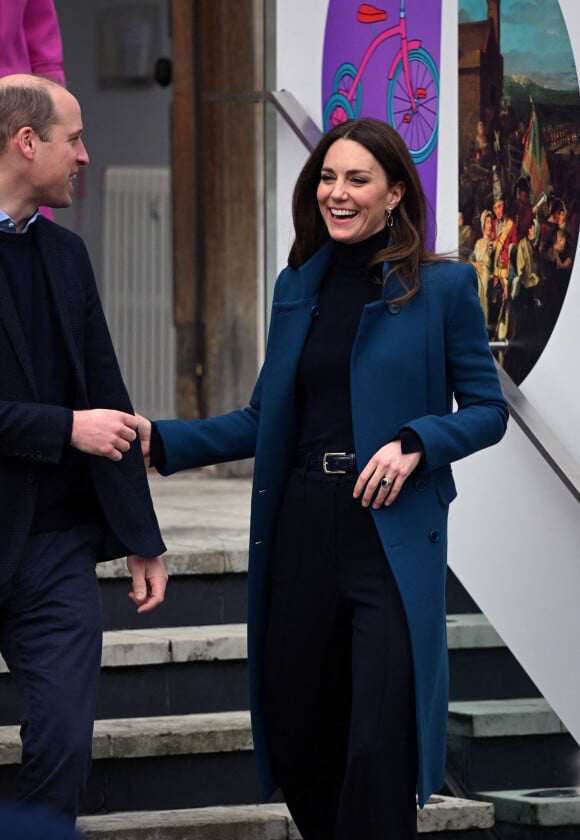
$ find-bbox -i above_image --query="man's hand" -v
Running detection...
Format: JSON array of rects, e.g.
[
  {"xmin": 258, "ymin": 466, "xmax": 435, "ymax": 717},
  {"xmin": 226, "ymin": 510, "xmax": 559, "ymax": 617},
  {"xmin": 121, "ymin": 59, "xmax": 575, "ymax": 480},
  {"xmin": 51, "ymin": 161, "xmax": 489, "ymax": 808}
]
[
  {"xmin": 127, "ymin": 554, "xmax": 168, "ymax": 613},
  {"xmin": 133, "ymin": 413, "xmax": 152, "ymax": 458},
  {"xmin": 71, "ymin": 409, "xmax": 138, "ymax": 461}
]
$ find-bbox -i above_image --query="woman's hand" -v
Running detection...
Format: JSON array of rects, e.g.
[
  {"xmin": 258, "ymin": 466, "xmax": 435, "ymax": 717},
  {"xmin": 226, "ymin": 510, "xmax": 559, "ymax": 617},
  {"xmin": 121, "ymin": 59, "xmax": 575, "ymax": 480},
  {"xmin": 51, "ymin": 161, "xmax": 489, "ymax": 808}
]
[
  {"xmin": 353, "ymin": 440, "xmax": 422, "ymax": 508},
  {"xmin": 133, "ymin": 412, "xmax": 152, "ymax": 458}
]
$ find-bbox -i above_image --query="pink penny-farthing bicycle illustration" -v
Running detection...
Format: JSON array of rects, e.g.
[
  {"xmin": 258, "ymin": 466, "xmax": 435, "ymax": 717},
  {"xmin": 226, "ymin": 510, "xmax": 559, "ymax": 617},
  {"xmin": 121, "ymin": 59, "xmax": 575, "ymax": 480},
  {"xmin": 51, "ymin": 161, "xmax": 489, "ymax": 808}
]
[{"xmin": 323, "ymin": 0, "xmax": 439, "ymax": 163}]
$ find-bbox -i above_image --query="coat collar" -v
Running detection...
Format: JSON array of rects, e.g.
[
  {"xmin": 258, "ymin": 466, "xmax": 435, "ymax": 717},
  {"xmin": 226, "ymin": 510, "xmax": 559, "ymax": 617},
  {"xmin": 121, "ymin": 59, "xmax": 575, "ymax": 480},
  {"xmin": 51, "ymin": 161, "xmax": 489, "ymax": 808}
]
[
  {"xmin": 289, "ymin": 238, "xmax": 407, "ymax": 303},
  {"xmin": 283, "ymin": 239, "xmax": 334, "ymax": 300}
]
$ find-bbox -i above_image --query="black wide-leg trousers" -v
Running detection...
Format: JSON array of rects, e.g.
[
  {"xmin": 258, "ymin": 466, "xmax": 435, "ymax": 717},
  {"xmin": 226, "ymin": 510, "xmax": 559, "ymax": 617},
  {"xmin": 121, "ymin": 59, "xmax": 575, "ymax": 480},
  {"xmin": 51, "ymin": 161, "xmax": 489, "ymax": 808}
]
[{"xmin": 264, "ymin": 468, "xmax": 418, "ymax": 840}]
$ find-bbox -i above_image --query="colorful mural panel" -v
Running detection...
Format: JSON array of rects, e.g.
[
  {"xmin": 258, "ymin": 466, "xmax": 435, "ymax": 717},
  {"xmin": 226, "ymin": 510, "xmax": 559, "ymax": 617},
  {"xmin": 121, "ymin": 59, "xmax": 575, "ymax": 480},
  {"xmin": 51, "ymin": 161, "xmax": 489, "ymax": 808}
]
[
  {"xmin": 458, "ymin": 0, "xmax": 580, "ymax": 384},
  {"xmin": 322, "ymin": 0, "xmax": 442, "ymax": 245}
]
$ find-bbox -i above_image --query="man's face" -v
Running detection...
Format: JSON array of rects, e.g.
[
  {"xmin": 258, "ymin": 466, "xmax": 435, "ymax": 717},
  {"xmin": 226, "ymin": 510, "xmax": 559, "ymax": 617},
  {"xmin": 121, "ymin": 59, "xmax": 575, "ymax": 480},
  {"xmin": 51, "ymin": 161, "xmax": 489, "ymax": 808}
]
[
  {"xmin": 493, "ymin": 200, "xmax": 504, "ymax": 220},
  {"xmin": 31, "ymin": 88, "xmax": 89, "ymax": 208}
]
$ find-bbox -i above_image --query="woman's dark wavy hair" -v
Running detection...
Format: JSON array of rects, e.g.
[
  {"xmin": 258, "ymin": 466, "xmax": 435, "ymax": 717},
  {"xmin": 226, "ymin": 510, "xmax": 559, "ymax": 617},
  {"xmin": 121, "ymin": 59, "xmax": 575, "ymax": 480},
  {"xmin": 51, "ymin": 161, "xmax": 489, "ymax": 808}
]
[{"xmin": 289, "ymin": 117, "xmax": 443, "ymax": 303}]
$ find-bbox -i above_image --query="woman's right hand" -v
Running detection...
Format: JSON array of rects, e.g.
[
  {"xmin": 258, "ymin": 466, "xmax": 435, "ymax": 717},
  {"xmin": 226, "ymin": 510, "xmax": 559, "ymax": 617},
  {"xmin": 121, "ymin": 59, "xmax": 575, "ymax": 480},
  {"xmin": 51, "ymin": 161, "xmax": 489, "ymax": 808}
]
[
  {"xmin": 353, "ymin": 440, "xmax": 422, "ymax": 509},
  {"xmin": 134, "ymin": 413, "xmax": 152, "ymax": 458}
]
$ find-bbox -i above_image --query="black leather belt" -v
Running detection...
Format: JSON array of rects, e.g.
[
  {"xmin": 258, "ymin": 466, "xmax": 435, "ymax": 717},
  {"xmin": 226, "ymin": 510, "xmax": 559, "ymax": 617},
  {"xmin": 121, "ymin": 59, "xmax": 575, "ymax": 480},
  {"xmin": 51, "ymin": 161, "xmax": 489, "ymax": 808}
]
[{"xmin": 297, "ymin": 451, "xmax": 358, "ymax": 475}]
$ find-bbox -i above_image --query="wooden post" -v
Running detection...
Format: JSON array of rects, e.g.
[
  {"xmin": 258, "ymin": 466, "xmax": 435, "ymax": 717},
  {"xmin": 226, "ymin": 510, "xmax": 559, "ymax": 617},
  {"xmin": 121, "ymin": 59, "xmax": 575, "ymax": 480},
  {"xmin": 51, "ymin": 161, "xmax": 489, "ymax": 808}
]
[
  {"xmin": 170, "ymin": 0, "xmax": 202, "ymax": 418},
  {"xmin": 170, "ymin": 0, "xmax": 263, "ymax": 454}
]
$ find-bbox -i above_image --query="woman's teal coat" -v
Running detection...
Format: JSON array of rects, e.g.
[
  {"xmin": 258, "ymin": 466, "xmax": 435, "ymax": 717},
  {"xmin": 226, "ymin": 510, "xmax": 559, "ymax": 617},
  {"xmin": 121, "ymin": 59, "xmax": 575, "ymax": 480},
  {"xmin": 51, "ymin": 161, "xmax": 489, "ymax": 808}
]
[{"xmin": 155, "ymin": 241, "xmax": 508, "ymax": 806}]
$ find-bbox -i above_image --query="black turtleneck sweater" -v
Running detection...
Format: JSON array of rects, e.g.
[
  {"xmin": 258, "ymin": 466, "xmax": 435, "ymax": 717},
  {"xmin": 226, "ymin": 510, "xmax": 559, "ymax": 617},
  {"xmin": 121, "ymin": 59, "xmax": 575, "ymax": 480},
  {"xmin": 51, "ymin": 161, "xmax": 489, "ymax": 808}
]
[{"xmin": 295, "ymin": 227, "xmax": 387, "ymax": 455}]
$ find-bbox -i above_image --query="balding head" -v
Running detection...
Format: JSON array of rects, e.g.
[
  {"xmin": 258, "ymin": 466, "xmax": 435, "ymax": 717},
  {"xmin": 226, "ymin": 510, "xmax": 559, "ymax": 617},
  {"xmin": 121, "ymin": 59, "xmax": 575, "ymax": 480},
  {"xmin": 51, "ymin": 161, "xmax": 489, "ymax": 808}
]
[
  {"xmin": 0, "ymin": 74, "xmax": 65, "ymax": 156},
  {"xmin": 0, "ymin": 73, "xmax": 61, "ymax": 89},
  {"xmin": 0, "ymin": 74, "xmax": 87, "ymax": 218}
]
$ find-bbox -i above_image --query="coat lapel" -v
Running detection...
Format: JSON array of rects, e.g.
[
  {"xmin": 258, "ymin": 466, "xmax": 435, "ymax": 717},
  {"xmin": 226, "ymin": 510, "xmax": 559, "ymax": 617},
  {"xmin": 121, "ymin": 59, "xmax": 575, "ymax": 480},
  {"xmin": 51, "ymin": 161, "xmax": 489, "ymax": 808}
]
[
  {"xmin": 263, "ymin": 242, "xmax": 333, "ymax": 405},
  {"xmin": 35, "ymin": 219, "xmax": 87, "ymax": 398},
  {"xmin": 265, "ymin": 241, "xmax": 334, "ymax": 370},
  {"xmin": 0, "ymin": 263, "xmax": 39, "ymax": 396},
  {"xmin": 251, "ymin": 242, "xmax": 334, "ymax": 486}
]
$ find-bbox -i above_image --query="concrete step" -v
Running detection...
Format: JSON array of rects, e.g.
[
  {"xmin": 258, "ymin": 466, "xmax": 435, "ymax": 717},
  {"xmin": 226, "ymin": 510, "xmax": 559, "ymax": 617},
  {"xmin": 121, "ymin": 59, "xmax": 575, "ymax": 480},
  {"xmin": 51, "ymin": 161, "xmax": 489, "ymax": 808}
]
[
  {"xmin": 447, "ymin": 699, "xmax": 580, "ymax": 793},
  {"xmin": 0, "ymin": 625, "xmax": 250, "ymax": 725},
  {"xmin": 100, "ymin": 561, "xmax": 478, "ymax": 629},
  {"xmin": 77, "ymin": 796, "xmax": 495, "ymax": 838},
  {"xmin": 0, "ymin": 711, "xmax": 495, "ymax": 828},
  {"xmin": 0, "ymin": 624, "xmax": 248, "ymax": 677},
  {"xmin": 0, "ymin": 710, "xmax": 253, "ymax": 766},
  {"xmin": 95, "ymin": 625, "xmax": 249, "ymax": 720},
  {"xmin": 448, "ymin": 698, "xmax": 568, "ymax": 739},
  {"xmin": 78, "ymin": 804, "xmax": 297, "ymax": 840},
  {"xmin": 477, "ymin": 786, "xmax": 580, "ymax": 838},
  {"xmin": 97, "ymin": 551, "xmax": 249, "ymax": 631},
  {"xmin": 446, "ymin": 569, "xmax": 480, "ymax": 614},
  {"xmin": 0, "ymin": 614, "xmax": 512, "ymax": 667},
  {"xmin": 97, "ymin": 470, "xmax": 252, "ymax": 630},
  {"xmin": 0, "ymin": 711, "xmax": 262, "ymax": 813},
  {"xmin": 0, "ymin": 613, "xmax": 537, "ymax": 724},
  {"xmin": 447, "ymin": 614, "xmax": 540, "ymax": 702}
]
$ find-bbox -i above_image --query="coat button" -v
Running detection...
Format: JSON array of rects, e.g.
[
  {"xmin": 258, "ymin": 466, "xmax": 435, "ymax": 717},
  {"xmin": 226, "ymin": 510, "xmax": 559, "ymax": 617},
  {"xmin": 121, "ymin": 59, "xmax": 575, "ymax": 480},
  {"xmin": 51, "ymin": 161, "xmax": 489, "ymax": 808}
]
[
  {"xmin": 429, "ymin": 530, "xmax": 440, "ymax": 543},
  {"xmin": 388, "ymin": 303, "xmax": 401, "ymax": 315},
  {"xmin": 310, "ymin": 305, "xmax": 320, "ymax": 318},
  {"xmin": 414, "ymin": 478, "xmax": 426, "ymax": 492}
]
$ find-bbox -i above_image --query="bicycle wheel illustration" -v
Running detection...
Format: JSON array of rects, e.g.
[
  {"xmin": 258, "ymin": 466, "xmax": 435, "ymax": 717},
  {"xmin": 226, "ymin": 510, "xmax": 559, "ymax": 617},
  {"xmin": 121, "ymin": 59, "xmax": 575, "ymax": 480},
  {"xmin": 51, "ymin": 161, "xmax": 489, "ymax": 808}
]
[
  {"xmin": 387, "ymin": 47, "xmax": 439, "ymax": 164},
  {"xmin": 323, "ymin": 62, "xmax": 362, "ymax": 130}
]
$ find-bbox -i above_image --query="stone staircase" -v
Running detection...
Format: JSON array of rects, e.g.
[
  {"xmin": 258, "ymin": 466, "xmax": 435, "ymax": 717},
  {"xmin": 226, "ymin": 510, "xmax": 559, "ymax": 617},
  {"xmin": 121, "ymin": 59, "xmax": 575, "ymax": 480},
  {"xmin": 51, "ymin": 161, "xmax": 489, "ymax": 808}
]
[
  {"xmin": 0, "ymin": 470, "xmax": 574, "ymax": 837},
  {"xmin": 445, "ymin": 574, "xmax": 580, "ymax": 838}
]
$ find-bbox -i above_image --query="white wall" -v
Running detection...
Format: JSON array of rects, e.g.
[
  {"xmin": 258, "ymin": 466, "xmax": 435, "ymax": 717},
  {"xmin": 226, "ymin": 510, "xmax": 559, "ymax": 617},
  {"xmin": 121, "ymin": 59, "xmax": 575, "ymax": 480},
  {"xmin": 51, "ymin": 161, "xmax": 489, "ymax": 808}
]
[
  {"xmin": 53, "ymin": 0, "xmax": 172, "ymax": 287},
  {"xmin": 276, "ymin": 0, "xmax": 580, "ymax": 744}
]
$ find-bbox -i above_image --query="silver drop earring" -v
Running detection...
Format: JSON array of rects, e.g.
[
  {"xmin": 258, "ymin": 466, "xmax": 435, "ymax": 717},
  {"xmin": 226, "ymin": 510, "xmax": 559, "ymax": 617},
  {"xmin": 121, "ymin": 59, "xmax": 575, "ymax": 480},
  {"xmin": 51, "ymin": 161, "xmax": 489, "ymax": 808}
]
[{"xmin": 385, "ymin": 207, "xmax": 394, "ymax": 227}]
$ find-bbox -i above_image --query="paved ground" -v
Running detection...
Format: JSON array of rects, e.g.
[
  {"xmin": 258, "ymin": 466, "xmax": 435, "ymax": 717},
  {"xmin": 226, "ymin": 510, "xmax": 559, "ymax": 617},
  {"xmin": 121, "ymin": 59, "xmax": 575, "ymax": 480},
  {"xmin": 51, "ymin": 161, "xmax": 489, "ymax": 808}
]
[{"xmin": 147, "ymin": 467, "xmax": 253, "ymax": 559}]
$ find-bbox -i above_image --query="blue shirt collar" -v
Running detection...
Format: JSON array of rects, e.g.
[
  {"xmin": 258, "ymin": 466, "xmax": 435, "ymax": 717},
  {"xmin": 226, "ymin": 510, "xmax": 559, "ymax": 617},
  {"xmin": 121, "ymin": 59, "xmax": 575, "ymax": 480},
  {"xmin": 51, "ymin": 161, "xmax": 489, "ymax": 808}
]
[{"xmin": 0, "ymin": 209, "xmax": 40, "ymax": 234}]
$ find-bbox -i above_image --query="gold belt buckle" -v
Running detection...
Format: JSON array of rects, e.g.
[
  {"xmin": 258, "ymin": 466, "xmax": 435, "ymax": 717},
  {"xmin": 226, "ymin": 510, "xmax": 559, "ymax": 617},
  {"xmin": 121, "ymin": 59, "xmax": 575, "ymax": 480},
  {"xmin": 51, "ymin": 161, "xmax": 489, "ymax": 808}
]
[{"xmin": 323, "ymin": 451, "xmax": 347, "ymax": 475}]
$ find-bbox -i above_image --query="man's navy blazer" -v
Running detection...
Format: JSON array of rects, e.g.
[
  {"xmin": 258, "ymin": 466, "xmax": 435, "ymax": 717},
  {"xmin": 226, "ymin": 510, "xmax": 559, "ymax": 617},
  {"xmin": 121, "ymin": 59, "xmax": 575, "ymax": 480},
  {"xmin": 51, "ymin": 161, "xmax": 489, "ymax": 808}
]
[{"xmin": 0, "ymin": 217, "xmax": 165, "ymax": 585}]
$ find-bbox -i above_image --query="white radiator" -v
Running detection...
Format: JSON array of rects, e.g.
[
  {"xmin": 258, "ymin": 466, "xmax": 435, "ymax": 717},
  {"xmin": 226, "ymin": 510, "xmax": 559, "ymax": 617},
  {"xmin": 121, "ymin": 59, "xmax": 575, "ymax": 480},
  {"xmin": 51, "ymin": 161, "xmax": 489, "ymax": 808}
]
[{"xmin": 102, "ymin": 166, "xmax": 175, "ymax": 419}]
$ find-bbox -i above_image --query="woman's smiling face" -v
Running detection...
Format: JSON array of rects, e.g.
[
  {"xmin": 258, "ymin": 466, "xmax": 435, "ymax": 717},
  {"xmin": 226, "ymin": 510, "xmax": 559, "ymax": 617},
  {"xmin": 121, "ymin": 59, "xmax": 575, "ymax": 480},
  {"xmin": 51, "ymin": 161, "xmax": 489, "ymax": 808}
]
[{"xmin": 316, "ymin": 138, "xmax": 404, "ymax": 245}]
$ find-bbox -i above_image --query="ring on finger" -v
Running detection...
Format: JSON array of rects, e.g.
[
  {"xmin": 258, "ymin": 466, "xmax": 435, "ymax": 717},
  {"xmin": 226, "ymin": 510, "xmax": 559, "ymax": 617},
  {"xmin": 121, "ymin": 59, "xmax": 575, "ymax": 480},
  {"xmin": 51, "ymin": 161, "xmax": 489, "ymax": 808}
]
[{"xmin": 380, "ymin": 477, "xmax": 391, "ymax": 488}]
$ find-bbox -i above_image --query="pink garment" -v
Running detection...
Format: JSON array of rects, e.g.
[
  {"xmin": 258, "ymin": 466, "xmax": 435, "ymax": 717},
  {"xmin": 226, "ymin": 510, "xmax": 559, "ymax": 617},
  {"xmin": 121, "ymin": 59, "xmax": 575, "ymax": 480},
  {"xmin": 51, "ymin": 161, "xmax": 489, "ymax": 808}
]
[
  {"xmin": 0, "ymin": 0, "xmax": 65, "ymax": 83},
  {"xmin": 0, "ymin": 0, "xmax": 66, "ymax": 219}
]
